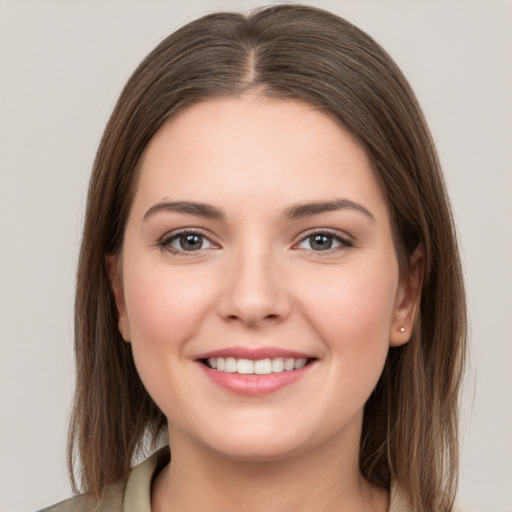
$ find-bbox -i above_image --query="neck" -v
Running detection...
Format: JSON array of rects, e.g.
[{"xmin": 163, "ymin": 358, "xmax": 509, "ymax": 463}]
[{"xmin": 151, "ymin": 426, "xmax": 388, "ymax": 512}]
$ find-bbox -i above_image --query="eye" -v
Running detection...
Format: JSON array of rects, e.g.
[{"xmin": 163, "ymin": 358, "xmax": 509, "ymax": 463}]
[
  {"xmin": 296, "ymin": 231, "xmax": 352, "ymax": 252},
  {"xmin": 159, "ymin": 230, "xmax": 216, "ymax": 254}
]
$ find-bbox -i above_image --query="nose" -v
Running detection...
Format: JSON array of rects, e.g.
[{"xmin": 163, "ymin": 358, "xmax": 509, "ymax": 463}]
[{"xmin": 216, "ymin": 247, "xmax": 291, "ymax": 328}]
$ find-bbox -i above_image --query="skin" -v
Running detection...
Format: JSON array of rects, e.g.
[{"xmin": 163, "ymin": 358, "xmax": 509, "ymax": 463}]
[{"xmin": 109, "ymin": 93, "xmax": 423, "ymax": 512}]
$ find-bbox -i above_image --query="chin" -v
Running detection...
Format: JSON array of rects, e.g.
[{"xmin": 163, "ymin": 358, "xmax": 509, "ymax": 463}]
[
  {"xmin": 203, "ymin": 434, "xmax": 310, "ymax": 462},
  {"xmin": 181, "ymin": 411, "xmax": 350, "ymax": 464},
  {"xmin": 168, "ymin": 412, "xmax": 314, "ymax": 462}
]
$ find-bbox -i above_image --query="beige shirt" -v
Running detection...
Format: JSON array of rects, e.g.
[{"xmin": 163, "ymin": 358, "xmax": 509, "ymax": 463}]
[{"xmin": 39, "ymin": 447, "xmax": 411, "ymax": 512}]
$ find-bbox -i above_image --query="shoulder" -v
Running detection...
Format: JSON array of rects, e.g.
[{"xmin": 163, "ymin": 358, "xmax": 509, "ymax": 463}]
[
  {"xmin": 36, "ymin": 478, "xmax": 127, "ymax": 512},
  {"xmin": 36, "ymin": 447, "xmax": 170, "ymax": 512},
  {"xmin": 36, "ymin": 494, "xmax": 93, "ymax": 512}
]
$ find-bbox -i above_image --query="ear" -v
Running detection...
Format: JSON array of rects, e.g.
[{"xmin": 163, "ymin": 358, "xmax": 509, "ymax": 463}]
[
  {"xmin": 389, "ymin": 245, "xmax": 424, "ymax": 347},
  {"xmin": 105, "ymin": 253, "xmax": 131, "ymax": 342}
]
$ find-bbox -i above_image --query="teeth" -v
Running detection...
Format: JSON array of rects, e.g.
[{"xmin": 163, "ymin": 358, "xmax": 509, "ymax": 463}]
[
  {"xmin": 284, "ymin": 358, "xmax": 295, "ymax": 371},
  {"xmin": 271, "ymin": 357, "xmax": 284, "ymax": 372},
  {"xmin": 254, "ymin": 358, "xmax": 272, "ymax": 375},
  {"xmin": 237, "ymin": 358, "xmax": 254, "ymax": 374},
  {"xmin": 206, "ymin": 357, "xmax": 309, "ymax": 374},
  {"xmin": 294, "ymin": 358, "xmax": 307, "ymax": 369},
  {"xmin": 225, "ymin": 357, "xmax": 237, "ymax": 373}
]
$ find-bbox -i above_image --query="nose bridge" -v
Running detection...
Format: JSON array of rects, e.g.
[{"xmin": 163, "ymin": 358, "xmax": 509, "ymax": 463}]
[{"xmin": 218, "ymin": 239, "xmax": 290, "ymax": 326}]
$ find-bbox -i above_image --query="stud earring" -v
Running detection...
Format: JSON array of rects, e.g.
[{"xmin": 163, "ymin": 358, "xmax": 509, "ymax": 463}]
[{"xmin": 399, "ymin": 327, "xmax": 405, "ymax": 332}]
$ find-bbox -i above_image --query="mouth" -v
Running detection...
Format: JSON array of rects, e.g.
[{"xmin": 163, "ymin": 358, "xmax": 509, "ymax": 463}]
[
  {"xmin": 195, "ymin": 348, "xmax": 318, "ymax": 396},
  {"xmin": 200, "ymin": 356, "xmax": 315, "ymax": 375}
]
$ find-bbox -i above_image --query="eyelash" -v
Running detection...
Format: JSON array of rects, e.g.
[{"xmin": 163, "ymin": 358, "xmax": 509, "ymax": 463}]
[
  {"xmin": 157, "ymin": 229, "xmax": 353, "ymax": 256},
  {"xmin": 295, "ymin": 229, "xmax": 354, "ymax": 253},
  {"xmin": 157, "ymin": 228, "xmax": 217, "ymax": 256}
]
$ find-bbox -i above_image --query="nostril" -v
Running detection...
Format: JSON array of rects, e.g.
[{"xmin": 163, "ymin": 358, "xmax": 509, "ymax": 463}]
[{"xmin": 224, "ymin": 313, "xmax": 279, "ymax": 323}]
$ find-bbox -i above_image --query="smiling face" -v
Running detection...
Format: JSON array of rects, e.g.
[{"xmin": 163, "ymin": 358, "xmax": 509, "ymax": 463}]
[{"xmin": 110, "ymin": 94, "xmax": 418, "ymax": 462}]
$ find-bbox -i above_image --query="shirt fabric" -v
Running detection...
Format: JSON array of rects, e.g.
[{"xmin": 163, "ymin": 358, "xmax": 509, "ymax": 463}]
[{"xmin": 39, "ymin": 447, "xmax": 411, "ymax": 512}]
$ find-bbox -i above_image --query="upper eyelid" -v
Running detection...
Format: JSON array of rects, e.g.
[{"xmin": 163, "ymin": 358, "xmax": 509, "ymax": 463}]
[
  {"xmin": 292, "ymin": 229, "xmax": 354, "ymax": 253},
  {"xmin": 157, "ymin": 227, "xmax": 353, "ymax": 248},
  {"xmin": 157, "ymin": 228, "xmax": 220, "ymax": 255},
  {"xmin": 160, "ymin": 227, "xmax": 216, "ymax": 243},
  {"xmin": 295, "ymin": 227, "xmax": 353, "ymax": 243}
]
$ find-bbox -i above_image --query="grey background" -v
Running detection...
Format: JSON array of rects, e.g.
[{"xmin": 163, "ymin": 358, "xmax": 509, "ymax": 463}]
[{"xmin": 1, "ymin": 1, "xmax": 511, "ymax": 511}]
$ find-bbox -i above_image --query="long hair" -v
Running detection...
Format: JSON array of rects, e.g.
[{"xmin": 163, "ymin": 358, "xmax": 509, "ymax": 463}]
[{"xmin": 69, "ymin": 5, "xmax": 466, "ymax": 511}]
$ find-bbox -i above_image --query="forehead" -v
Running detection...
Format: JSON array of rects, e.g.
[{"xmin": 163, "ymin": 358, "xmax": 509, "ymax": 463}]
[{"xmin": 133, "ymin": 94, "xmax": 388, "ymax": 221}]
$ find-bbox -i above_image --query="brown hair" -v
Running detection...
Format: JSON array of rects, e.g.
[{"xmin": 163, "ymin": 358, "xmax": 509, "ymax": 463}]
[{"xmin": 69, "ymin": 5, "xmax": 466, "ymax": 511}]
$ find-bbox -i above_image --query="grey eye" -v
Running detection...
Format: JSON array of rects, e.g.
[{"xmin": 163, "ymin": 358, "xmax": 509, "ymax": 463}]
[
  {"xmin": 180, "ymin": 234, "xmax": 203, "ymax": 250},
  {"xmin": 308, "ymin": 234, "xmax": 334, "ymax": 251},
  {"xmin": 166, "ymin": 232, "xmax": 214, "ymax": 252},
  {"xmin": 297, "ymin": 233, "xmax": 349, "ymax": 251}
]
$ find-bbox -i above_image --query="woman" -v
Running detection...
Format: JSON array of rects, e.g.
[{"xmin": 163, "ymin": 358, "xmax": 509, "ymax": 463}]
[{"xmin": 42, "ymin": 5, "xmax": 466, "ymax": 512}]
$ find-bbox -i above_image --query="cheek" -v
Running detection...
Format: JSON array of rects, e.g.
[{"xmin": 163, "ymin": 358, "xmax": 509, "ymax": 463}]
[
  {"xmin": 297, "ymin": 261, "xmax": 398, "ymax": 380},
  {"xmin": 122, "ymin": 259, "xmax": 215, "ymax": 360},
  {"xmin": 121, "ymin": 259, "xmax": 219, "ymax": 417}
]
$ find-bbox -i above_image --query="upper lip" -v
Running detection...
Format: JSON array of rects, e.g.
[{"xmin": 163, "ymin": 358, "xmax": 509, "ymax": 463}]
[{"xmin": 195, "ymin": 346, "xmax": 315, "ymax": 361}]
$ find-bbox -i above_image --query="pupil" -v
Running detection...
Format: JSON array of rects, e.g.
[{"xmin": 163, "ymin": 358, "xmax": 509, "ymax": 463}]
[
  {"xmin": 311, "ymin": 234, "xmax": 332, "ymax": 250},
  {"xmin": 180, "ymin": 234, "xmax": 202, "ymax": 251}
]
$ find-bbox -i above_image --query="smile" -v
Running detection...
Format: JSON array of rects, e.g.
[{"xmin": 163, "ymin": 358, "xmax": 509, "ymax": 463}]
[
  {"xmin": 196, "ymin": 348, "xmax": 317, "ymax": 396},
  {"xmin": 204, "ymin": 357, "xmax": 309, "ymax": 374}
]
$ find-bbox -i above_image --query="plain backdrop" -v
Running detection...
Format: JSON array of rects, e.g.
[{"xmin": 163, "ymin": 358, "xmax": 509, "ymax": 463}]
[{"xmin": 0, "ymin": 1, "xmax": 511, "ymax": 511}]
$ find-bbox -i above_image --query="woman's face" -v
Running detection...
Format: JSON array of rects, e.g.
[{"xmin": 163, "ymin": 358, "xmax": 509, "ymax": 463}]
[{"xmin": 112, "ymin": 94, "xmax": 417, "ymax": 461}]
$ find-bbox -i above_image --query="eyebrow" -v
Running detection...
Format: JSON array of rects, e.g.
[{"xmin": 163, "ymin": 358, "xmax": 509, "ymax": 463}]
[
  {"xmin": 143, "ymin": 198, "xmax": 375, "ymax": 223},
  {"xmin": 143, "ymin": 201, "xmax": 225, "ymax": 221},
  {"xmin": 282, "ymin": 199, "xmax": 375, "ymax": 223}
]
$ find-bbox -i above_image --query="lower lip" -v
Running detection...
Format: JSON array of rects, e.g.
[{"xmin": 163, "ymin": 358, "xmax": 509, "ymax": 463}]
[{"xmin": 198, "ymin": 361, "xmax": 315, "ymax": 396}]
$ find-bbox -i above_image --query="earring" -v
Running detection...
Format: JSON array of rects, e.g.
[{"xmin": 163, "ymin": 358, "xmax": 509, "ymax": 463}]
[
  {"xmin": 399, "ymin": 327, "xmax": 405, "ymax": 332},
  {"xmin": 118, "ymin": 316, "xmax": 130, "ymax": 342}
]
